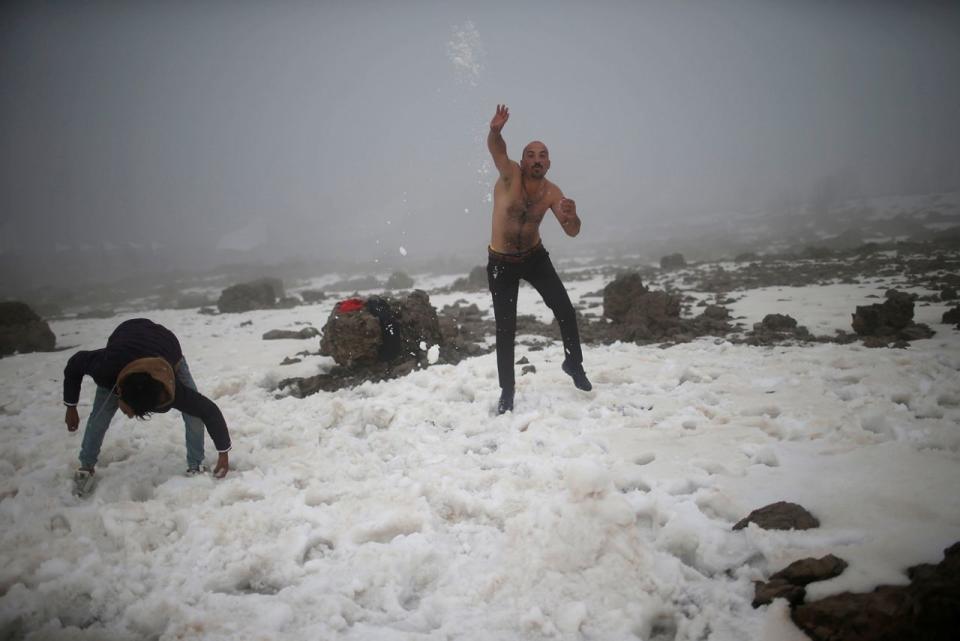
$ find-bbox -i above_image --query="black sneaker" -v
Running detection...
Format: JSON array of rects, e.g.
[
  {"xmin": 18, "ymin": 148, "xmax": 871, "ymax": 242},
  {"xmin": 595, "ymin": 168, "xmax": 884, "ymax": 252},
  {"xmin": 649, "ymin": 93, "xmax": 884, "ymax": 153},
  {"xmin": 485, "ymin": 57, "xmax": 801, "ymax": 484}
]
[
  {"xmin": 497, "ymin": 388, "xmax": 514, "ymax": 414},
  {"xmin": 562, "ymin": 361, "xmax": 592, "ymax": 391}
]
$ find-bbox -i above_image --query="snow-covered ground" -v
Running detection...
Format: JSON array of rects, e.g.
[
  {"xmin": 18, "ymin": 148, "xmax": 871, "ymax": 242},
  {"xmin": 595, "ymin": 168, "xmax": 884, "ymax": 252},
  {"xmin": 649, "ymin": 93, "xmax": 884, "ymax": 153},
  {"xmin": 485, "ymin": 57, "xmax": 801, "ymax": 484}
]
[{"xmin": 1, "ymin": 265, "xmax": 959, "ymax": 640}]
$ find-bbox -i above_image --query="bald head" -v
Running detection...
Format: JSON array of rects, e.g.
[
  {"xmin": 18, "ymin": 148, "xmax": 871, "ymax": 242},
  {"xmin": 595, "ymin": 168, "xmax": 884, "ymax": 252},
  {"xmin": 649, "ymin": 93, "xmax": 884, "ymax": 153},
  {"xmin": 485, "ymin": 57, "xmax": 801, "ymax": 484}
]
[
  {"xmin": 522, "ymin": 140, "xmax": 548, "ymax": 156},
  {"xmin": 520, "ymin": 140, "xmax": 551, "ymax": 178}
]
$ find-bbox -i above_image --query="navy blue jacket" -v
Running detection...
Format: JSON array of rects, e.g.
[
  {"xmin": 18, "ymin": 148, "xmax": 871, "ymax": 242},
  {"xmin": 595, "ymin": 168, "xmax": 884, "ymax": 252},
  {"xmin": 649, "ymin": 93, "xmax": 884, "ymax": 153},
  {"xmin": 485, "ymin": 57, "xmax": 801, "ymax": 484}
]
[{"xmin": 63, "ymin": 319, "xmax": 231, "ymax": 452}]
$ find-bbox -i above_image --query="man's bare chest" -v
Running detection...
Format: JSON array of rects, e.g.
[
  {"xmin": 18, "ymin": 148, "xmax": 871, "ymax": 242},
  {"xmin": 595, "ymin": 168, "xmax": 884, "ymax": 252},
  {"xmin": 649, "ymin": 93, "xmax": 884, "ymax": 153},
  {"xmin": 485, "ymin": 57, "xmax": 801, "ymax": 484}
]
[{"xmin": 505, "ymin": 197, "xmax": 548, "ymax": 225}]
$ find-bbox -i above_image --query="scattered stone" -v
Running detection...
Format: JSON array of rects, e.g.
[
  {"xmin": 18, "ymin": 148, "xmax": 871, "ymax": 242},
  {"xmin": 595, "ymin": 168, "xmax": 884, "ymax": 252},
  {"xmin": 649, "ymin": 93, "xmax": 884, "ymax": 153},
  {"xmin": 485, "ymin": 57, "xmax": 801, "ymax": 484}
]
[
  {"xmin": 758, "ymin": 314, "xmax": 798, "ymax": 332},
  {"xmin": 943, "ymin": 306, "xmax": 960, "ymax": 325},
  {"xmin": 299, "ymin": 289, "xmax": 327, "ymax": 304},
  {"xmin": 217, "ymin": 278, "xmax": 283, "ymax": 313},
  {"xmin": 385, "ymin": 271, "xmax": 414, "ymax": 290},
  {"xmin": 521, "ymin": 365, "xmax": 536, "ymax": 375},
  {"xmin": 262, "ymin": 327, "xmax": 320, "ymax": 340},
  {"xmin": 941, "ymin": 286, "xmax": 957, "ymax": 301},
  {"xmin": 240, "ymin": 320, "xmax": 253, "ymax": 327},
  {"xmin": 516, "ymin": 356, "xmax": 530, "ymax": 364},
  {"xmin": 447, "ymin": 266, "xmax": 488, "ymax": 292},
  {"xmin": 280, "ymin": 357, "xmax": 302, "ymax": 365},
  {"xmin": 660, "ymin": 253, "xmax": 687, "ymax": 270},
  {"xmin": 792, "ymin": 542, "xmax": 960, "ymax": 641},
  {"xmin": 0, "ymin": 302, "xmax": 56, "ymax": 357},
  {"xmin": 733, "ymin": 501, "xmax": 820, "ymax": 531},
  {"xmin": 772, "ymin": 555, "xmax": 848, "ymax": 586},
  {"xmin": 198, "ymin": 307, "xmax": 218, "ymax": 315}
]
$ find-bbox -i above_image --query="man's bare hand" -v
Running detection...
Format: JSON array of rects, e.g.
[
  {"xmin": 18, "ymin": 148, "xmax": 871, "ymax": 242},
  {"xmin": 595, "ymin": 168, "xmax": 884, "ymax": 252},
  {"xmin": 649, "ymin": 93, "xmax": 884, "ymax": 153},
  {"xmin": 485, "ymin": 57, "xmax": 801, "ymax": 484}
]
[
  {"xmin": 490, "ymin": 104, "xmax": 510, "ymax": 132},
  {"xmin": 560, "ymin": 198, "xmax": 577, "ymax": 221},
  {"xmin": 214, "ymin": 452, "xmax": 229, "ymax": 478},
  {"xmin": 65, "ymin": 406, "xmax": 79, "ymax": 432}
]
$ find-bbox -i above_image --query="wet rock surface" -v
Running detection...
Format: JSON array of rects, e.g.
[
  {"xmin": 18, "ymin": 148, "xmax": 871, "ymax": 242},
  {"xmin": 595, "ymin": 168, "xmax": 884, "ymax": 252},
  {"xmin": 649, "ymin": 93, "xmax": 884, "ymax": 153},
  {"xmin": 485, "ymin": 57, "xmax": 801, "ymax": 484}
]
[
  {"xmin": 0, "ymin": 302, "xmax": 56, "ymax": 357},
  {"xmin": 791, "ymin": 542, "xmax": 960, "ymax": 641},
  {"xmin": 733, "ymin": 501, "xmax": 820, "ymax": 531},
  {"xmin": 753, "ymin": 555, "xmax": 848, "ymax": 607}
]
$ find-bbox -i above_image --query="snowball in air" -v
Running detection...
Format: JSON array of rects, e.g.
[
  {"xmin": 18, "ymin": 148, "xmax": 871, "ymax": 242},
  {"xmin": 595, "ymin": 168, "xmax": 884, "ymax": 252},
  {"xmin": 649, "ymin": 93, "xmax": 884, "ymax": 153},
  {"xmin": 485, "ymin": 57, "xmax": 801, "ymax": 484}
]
[{"xmin": 399, "ymin": 247, "xmax": 407, "ymax": 256}]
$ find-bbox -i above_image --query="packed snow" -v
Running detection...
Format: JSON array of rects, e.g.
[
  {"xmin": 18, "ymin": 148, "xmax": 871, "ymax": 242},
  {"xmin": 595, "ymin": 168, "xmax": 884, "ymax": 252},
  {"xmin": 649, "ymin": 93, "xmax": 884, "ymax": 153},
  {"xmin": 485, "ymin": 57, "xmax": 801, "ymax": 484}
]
[{"xmin": 1, "ymin": 265, "xmax": 959, "ymax": 641}]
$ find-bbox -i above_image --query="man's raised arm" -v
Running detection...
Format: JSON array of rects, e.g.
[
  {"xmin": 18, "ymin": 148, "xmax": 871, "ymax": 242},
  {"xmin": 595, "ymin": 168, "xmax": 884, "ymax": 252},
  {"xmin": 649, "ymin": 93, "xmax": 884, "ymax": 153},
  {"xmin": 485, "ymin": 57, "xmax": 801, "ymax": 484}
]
[{"xmin": 487, "ymin": 104, "xmax": 514, "ymax": 178}]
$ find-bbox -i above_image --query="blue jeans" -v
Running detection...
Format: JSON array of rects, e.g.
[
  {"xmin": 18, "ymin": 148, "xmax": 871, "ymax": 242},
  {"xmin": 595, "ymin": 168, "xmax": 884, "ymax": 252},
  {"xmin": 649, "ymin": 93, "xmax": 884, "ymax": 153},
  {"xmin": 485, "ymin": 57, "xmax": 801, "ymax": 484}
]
[{"xmin": 79, "ymin": 359, "xmax": 205, "ymax": 470}]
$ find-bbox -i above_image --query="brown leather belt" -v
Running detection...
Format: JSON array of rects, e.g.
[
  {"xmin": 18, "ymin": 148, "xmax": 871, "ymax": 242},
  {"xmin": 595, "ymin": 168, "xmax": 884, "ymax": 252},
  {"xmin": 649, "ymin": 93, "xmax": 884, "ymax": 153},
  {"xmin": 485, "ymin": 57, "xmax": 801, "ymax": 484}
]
[{"xmin": 488, "ymin": 240, "xmax": 544, "ymax": 264}]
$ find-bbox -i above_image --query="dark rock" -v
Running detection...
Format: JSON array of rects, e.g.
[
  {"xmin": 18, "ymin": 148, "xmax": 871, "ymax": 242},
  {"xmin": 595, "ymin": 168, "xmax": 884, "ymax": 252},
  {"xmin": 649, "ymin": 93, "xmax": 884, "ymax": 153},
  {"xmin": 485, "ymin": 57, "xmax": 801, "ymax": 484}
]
[
  {"xmin": 701, "ymin": 305, "xmax": 731, "ymax": 320},
  {"xmin": 603, "ymin": 273, "xmax": 650, "ymax": 323},
  {"xmin": 753, "ymin": 555, "xmax": 848, "ymax": 608},
  {"xmin": 753, "ymin": 579, "xmax": 806, "ymax": 608},
  {"xmin": 198, "ymin": 307, "xmax": 218, "ymax": 316},
  {"xmin": 262, "ymin": 327, "xmax": 320, "ymax": 340},
  {"xmin": 660, "ymin": 253, "xmax": 687, "ymax": 270},
  {"xmin": 516, "ymin": 356, "xmax": 530, "ymax": 364},
  {"xmin": 521, "ymin": 365, "xmax": 536, "ymax": 375},
  {"xmin": 941, "ymin": 287, "xmax": 957, "ymax": 301},
  {"xmin": 735, "ymin": 252, "xmax": 761, "ymax": 262},
  {"xmin": 771, "ymin": 555, "xmax": 848, "ymax": 586},
  {"xmin": 757, "ymin": 314, "xmax": 798, "ymax": 331},
  {"xmin": 448, "ymin": 266, "xmax": 488, "ymax": 292},
  {"xmin": 319, "ymin": 306, "xmax": 382, "ymax": 367},
  {"xmin": 0, "ymin": 302, "xmax": 56, "ymax": 357},
  {"xmin": 280, "ymin": 357, "xmax": 302, "ymax": 365},
  {"xmin": 852, "ymin": 289, "xmax": 914, "ymax": 336},
  {"xmin": 943, "ymin": 306, "xmax": 960, "ymax": 325},
  {"xmin": 385, "ymin": 271, "xmax": 414, "ymax": 290},
  {"xmin": 792, "ymin": 542, "xmax": 960, "ymax": 641},
  {"xmin": 313, "ymin": 290, "xmax": 443, "ymax": 377},
  {"xmin": 299, "ymin": 289, "xmax": 327, "ymax": 304},
  {"xmin": 218, "ymin": 278, "xmax": 283, "ymax": 313},
  {"xmin": 733, "ymin": 501, "xmax": 820, "ymax": 531}
]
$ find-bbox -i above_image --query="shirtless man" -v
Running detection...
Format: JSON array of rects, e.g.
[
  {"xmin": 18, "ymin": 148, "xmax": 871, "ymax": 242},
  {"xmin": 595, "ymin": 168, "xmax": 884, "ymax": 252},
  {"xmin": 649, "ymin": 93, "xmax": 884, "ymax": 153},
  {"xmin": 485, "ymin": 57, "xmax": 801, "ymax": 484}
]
[{"xmin": 486, "ymin": 104, "xmax": 591, "ymax": 414}]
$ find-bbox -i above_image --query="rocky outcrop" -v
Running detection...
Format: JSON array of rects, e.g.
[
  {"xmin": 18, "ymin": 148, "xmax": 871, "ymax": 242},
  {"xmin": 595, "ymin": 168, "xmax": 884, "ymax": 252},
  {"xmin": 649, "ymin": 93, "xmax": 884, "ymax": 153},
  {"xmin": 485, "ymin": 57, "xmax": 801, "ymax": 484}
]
[
  {"xmin": 852, "ymin": 289, "xmax": 935, "ymax": 346},
  {"xmin": 942, "ymin": 306, "xmax": 960, "ymax": 326},
  {"xmin": 791, "ymin": 542, "xmax": 960, "ymax": 641},
  {"xmin": 281, "ymin": 290, "xmax": 445, "ymax": 396},
  {"xmin": 0, "ymin": 302, "xmax": 56, "ymax": 357},
  {"xmin": 660, "ymin": 253, "xmax": 687, "ymax": 270},
  {"xmin": 217, "ymin": 278, "xmax": 284, "ymax": 313},
  {"xmin": 753, "ymin": 555, "xmax": 848, "ymax": 607},
  {"xmin": 733, "ymin": 501, "xmax": 820, "ymax": 531}
]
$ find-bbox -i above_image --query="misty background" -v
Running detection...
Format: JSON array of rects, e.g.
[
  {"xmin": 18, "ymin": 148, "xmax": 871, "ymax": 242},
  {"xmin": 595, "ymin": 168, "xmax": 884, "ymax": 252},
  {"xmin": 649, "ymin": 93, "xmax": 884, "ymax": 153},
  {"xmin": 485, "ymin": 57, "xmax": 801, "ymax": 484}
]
[{"xmin": 2, "ymin": 0, "xmax": 959, "ymax": 294}]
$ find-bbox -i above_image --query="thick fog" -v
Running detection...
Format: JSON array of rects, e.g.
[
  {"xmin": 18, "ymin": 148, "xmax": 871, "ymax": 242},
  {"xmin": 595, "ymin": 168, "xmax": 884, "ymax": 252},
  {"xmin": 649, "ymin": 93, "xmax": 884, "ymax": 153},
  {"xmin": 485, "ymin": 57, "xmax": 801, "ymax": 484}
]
[{"xmin": 2, "ymin": 0, "xmax": 959, "ymax": 290}]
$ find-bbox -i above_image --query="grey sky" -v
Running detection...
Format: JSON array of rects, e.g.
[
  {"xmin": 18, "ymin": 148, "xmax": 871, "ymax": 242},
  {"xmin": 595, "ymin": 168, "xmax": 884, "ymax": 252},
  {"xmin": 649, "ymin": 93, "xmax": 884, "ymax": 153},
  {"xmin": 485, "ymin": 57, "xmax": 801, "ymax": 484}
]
[{"xmin": 2, "ymin": 1, "xmax": 959, "ymax": 286}]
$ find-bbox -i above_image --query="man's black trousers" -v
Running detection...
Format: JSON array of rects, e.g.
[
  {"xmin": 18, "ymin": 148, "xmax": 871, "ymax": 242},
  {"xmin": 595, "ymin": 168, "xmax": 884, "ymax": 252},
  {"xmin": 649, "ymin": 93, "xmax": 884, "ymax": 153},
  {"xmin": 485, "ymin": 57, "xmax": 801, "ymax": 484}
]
[{"xmin": 486, "ymin": 244, "xmax": 583, "ymax": 391}]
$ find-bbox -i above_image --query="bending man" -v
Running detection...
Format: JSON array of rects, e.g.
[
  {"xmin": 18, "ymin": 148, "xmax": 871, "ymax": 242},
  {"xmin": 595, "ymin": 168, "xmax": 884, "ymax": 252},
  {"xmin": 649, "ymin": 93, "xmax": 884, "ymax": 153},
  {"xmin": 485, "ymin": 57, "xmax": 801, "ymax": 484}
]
[
  {"xmin": 486, "ymin": 104, "xmax": 591, "ymax": 414},
  {"xmin": 63, "ymin": 318, "xmax": 232, "ymax": 496}
]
